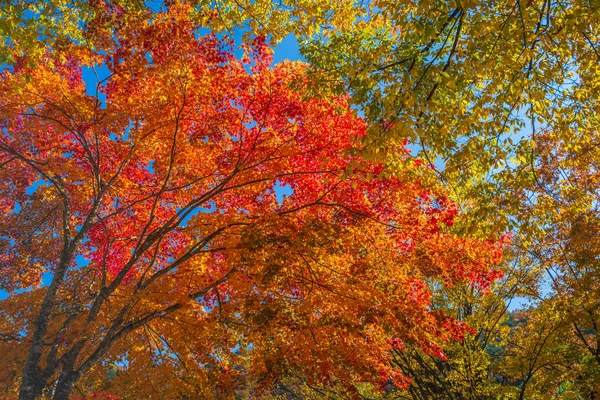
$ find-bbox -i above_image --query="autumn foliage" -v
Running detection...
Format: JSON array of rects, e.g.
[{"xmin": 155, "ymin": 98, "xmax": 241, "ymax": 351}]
[{"xmin": 0, "ymin": 4, "xmax": 510, "ymax": 399}]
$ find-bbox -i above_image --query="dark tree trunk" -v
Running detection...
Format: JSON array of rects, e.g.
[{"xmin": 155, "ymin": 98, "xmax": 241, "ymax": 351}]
[
  {"xmin": 19, "ymin": 264, "xmax": 70, "ymax": 399},
  {"xmin": 18, "ymin": 258, "xmax": 72, "ymax": 400},
  {"xmin": 52, "ymin": 372, "xmax": 78, "ymax": 400},
  {"xmin": 17, "ymin": 366, "xmax": 43, "ymax": 400}
]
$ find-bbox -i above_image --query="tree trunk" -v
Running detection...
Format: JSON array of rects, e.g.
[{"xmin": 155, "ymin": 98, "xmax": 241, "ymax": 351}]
[
  {"xmin": 17, "ymin": 365, "xmax": 43, "ymax": 400},
  {"xmin": 19, "ymin": 244, "xmax": 75, "ymax": 400},
  {"xmin": 52, "ymin": 372, "xmax": 77, "ymax": 400}
]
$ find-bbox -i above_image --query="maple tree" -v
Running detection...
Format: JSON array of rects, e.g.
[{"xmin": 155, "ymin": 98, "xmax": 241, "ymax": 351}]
[{"xmin": 0, "ymin": 4, "xmax": 505, "ymax": 399}]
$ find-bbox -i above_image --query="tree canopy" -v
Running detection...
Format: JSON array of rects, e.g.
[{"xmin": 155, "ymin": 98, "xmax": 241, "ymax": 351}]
[
  {"xmin": 0, "ymin": 4, "xmax": 507, "ymax": 398},
  {"xmin": 1, "ymin": 0, "xmax": 599, "ymax": 398}
]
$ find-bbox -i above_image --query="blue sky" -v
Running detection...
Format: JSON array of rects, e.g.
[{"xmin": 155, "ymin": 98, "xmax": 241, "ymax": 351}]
[{"xmin": 272, "ymin": 34, "xmax": 304, "ymax": 64}]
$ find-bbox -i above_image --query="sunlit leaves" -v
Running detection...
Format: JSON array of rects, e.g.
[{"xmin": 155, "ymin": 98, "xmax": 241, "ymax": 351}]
[{"xmin": 0, "ymin": 4, "xmax": 505, "ymax": 398}]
